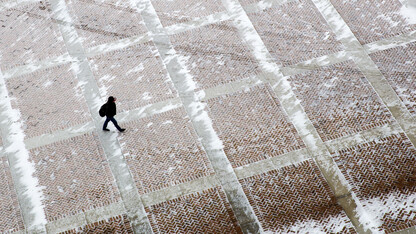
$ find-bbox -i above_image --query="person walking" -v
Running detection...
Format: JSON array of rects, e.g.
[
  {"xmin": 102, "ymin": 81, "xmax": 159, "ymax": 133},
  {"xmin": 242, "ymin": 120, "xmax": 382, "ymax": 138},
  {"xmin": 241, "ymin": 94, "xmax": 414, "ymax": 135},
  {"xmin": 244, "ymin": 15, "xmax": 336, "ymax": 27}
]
[{"xmin": 102, "ymin": 96, "xmax": 125, "ymax": 132}]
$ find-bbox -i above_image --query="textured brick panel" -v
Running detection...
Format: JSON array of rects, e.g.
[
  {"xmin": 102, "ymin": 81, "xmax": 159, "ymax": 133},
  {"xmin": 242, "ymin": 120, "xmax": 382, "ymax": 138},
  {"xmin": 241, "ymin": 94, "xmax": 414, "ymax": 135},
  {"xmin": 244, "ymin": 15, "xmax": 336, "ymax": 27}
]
[
  {"xmin": 146, "ymin": 187, "xmax": 242, "ymax": 233},
  {"xmin": 289, "ymin": 60, "xmax": 393, "ymax": 141},
  {"xmin": 370, "ymin": 43, "xmax": 416, "ymax": 116},
  {"xmin": 206, "ymin": 84, "xmax": 305, "ymax": 168},
  {"xmin": 238, "ymin": 0, "xmax": 262, "ymax": 6},
  {"xmin": 61, "ymin": 214, "xmax": 133, "ymax": 233},
  {"xmin": 151, "ymin": 0, "xmax": 226, "ymax": 27},
  {"xmin": 119, "ymin": 108, "xmax": 214, "ymax": 194},
  {"xmin": 0, "ymin": 1, "xmax": 66, "ymax": 70},
  {"xmin": 0, "ymin": 157, "xmax": 24, "ymax": 233},
  {"xmin": 247, "ymin": 0, "xmax": 343, "ymax": 66},
  {"xmin": 6, "ymin": 65, "xmax": 91, "ymax": 138},
  {"xmin": 170, "ymin": 20, "xmax": 261, "ymax": 90},
  {"xmin": 30, "ymin": 133, "xmax": 121, "ymax": 221},
  {"xmin": 240, "ymin": 160, "xmax": 355, "ymax": 233},
  {"xmin": 89, "ymin": 43, "xmax": 177, "ymax": 112},
  {"xmin": 67, "ymin": 0, "xmax": 147, "ymax": 48},
  {"xmin": 333, "ymin": 133, "xmax": 416, "ymax": 233},
  {"xmin": 330, "ymin": 0, "xmax": 416, "ymax": 45}
]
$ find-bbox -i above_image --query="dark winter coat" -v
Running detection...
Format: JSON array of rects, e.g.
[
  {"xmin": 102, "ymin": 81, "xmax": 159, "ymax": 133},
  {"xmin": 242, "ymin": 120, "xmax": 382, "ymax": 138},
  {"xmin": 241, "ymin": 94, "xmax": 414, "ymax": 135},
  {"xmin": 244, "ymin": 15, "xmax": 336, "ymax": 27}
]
[{"xmin": 105, "ymin": 96, "xmax": 117, "ymax": 117}]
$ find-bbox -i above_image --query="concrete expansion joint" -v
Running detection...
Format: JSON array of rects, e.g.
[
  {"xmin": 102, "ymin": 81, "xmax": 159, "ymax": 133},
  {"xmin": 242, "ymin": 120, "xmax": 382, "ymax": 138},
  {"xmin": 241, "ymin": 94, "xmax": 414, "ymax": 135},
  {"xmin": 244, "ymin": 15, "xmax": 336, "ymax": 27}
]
[{"xmin": 335, "ymin": 192, "xmax": 352, "ymax": 200}]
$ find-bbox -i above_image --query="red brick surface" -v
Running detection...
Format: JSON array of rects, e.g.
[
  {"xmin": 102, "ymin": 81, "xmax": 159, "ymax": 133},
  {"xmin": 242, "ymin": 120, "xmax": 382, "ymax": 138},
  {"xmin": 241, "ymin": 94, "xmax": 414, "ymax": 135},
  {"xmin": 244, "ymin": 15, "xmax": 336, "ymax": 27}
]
[
  {"xmin": 239, "ymin": 160, "xmax": 355, "ymax": 233},
  {"xmin": 61, "ymin": 214, "xmax": 133, "ymax": 233},
  {"xmin": 333, "ymin": 133, "xmax": 416, "ymax": 233},
  {"xmin": 289, "ymin": 60, "xmax": 393, "ymax": 141},
  {"xmin": 152, "ymin": 0, "xmax": 226, "ymax": 27},
  {"xmin": 0, "ymin": 1, "xmax": 66, "ymax": 70},
  {"xmin": 29, "ymin": 133, "xmax": 121, "ymax": 221},
  {"xmin": 330, "ymin": 0, "xmax": 416, "ymax": 45},
  {"xmin": 169, "ymin": 20, "xmax": 261, "ymax": 90},
  {"xmin": 6, "ymin": 65, "xmax": 92, "ymax": 139},
  {"xmin": 67, "ymin": 0, "xmax": 147, "ymax": 48},
  {"xmin": 0, "ymin": 157, "xmax": 25, "ymax": 233},
  {"xmin": 370, "ymin": 42, "xmax": 416, "ymax": 116},
  {"xmin": 119, "ymin": 108, "xmax": 214, "ymax": 194},
  {"xmin": 246, "ymin": 0, "xmax": 343, "ymax": 66},
  {"xmin": 146, "ymin": 187, "xmax": 242, "ymax": 233},
  {"xmin": 89, "ymin": 43, "xmax": 177, "ymax": 112},
  {"xmin": 206, "ymin": 84, "xmax": 305, "ymax": 167}
]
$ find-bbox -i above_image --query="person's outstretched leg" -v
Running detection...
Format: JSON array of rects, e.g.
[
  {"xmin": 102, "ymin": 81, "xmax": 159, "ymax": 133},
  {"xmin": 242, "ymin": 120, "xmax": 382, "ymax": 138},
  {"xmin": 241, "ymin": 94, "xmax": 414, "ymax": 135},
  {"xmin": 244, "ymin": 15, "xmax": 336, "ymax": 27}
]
[
  {"xmin": 109, "ymin": 117, "xmax": 125, "ymax": 132},
  {"xmin": 103, "ymin": 117, "xmax": 111, "ymax": 131}
]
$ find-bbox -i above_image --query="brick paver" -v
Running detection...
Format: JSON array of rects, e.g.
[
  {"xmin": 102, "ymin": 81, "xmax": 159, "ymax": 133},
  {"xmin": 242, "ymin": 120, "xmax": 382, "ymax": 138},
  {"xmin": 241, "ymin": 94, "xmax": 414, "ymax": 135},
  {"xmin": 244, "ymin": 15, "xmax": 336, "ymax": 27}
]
[
  {"xmin": 288, "ymin": 60, "xmax": 393, "ymax": 141},
  {"xmin": 333, "ymin": 133, "xmax": 416, "ymax": 233},
  {"xmin": 67, "ymin": 0, "xmax": 147, "ymax": 48},
  {"xmin": 239, "ymin": 160, "xmax": 355, "ymax": 233},
  {"xmin": 29, "ymin": 133, "xmax": 121, "ymax": 221},
  {"xmin": 330, "ymin": 0, "xmax": 416, "ymax": 45},
  {"xmin": 206, "ymin": 84, "xmax": 305, "ymax": 168},
  {"xmin": 1, "ymin": 0, "xmax": 416, "ymax": 232},
  {"xmin": 169, "ymin": 20, "xmax": 261, "ymax": 90},
  {"xmin": 246, "ymin": 0, "xmax": 343, "ymax": 66},
  {"xmin": 89, "ymin": 43, "xmax": 177, "ymax": 112},
  {"xmin": 151, "ymin": 0, "xmax": 226, "ymax": 27},
  {"xmin": 0, "ymin": 1, "xmax": 66, "ymax": 71},
  {"xmin": 146, "ymin": 187, "xmax": 242, "ymax": 233},
  {"xmin": 6, "ymin": 64, "xmax": 92, "ymax": 138},
  {"xmin": 119, "ymin": 107, "xmax": 214, "ymax": 194},
  {"xmin": 238, "ymin": 0, "xmax": 262, "ymax": 6},
  {"xmin": 370, "ymin": 42, "xmax": 416, "ymax": 116},
  {"xmin": 61, "ymin": 214, "xmax": 133, "ymax": 233},
  {"xmin": 0, "ymin": 157, "xmax": 25, "ymax": 233}
]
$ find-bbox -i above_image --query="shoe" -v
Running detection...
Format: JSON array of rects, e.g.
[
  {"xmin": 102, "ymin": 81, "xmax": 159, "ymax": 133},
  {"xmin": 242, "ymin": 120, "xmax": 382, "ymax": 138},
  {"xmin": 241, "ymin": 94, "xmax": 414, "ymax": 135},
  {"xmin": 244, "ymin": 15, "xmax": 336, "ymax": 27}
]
[
  {"xmin": 119, "ymin": 129, "xmax": 126, "ymax": 132},
  {"xmin": 103, "ymin": 129, "xmax": 110, "ymax": 131}
]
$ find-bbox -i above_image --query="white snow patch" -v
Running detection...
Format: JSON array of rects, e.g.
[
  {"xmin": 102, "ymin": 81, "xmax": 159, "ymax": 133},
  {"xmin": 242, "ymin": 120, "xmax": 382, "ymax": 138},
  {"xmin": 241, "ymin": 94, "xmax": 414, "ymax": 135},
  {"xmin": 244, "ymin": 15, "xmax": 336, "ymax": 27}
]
[
  {"xmin": 43, "ymin": 80, "xmax": 53, "ymax": 88},
  {"xmin": 189, "ymin": 102, "xmax": 224, "ymax": 150},
  {"xmin": 292, "ymin": 110, "xmax": 317, "ymax": 150},
  {"xmin": 162, "ymin": 120, "xmax": 173, "ymax": 125},
  {"xmin": 0, "ymin": 78, "xmax": 47, "ymax": 228},
  {"xmin": 142, "ymin": 92, "xmax": 153, "ymax": 101},
  {"xmin": 279, "ymin": 213, "xmax": 353, "ymax": 233},
  {"xmin": 359, "ymin": 191, "xmax": 416, "ymax": 232},
  {"xmin": 126, "ymin": 63, "xmax": 144, "ymax": 75},
  {"xmin": 400, "ymin": 4, "xmax": 416, "ymax": 24},
  {"xmin": 151, "ymin": 103, "xmax": 181, "ymax": 115}
]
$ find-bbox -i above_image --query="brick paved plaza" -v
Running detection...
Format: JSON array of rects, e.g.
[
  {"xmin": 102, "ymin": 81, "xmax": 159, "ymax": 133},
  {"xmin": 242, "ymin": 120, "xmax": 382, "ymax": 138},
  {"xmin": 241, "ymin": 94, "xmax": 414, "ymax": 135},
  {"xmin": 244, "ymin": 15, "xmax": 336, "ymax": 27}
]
[{"xmin": 0, "ymin": 0, "xmax": 415, "ymax": 233}]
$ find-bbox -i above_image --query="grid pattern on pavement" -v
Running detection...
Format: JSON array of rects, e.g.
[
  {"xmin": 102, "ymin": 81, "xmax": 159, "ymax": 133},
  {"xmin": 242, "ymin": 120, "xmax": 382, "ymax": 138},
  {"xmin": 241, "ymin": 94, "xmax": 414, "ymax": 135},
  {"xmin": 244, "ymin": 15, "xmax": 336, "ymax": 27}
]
[
  {"xmin": 288, "ymin": 60, "xmax": 394, "ymax": 141},
  {"xmin": 146, "ymin": 187, "xmax": 242, "ymax": 233},
  {"xmin": 246, "ymin": 0, "xmax": 344, "ymax": 66},
  {"xmin": 333, "ymin": 133, "xmax": 416, "ymax": 233},
  {"xmin": 239, "ymin": 159, "xmax": 355, "ymax": 233},
  {"xmin": 0, "ymin": 1, "xmax": 66, "ymax": 71},
  {"xmin": 151, "ymin": 0, "xmax": 226, "ymax": 27},
  {"xmin": 29, "ymin": 132, "xmax": 121, "ymax": 221},
  {"xmin": 0, "ymin": 0, "xmax": 415, "ymax": 232},
  {"xmin": 330, "ymin": 0, "xmax": 416, "ymax": 45},
  {"xmin": 370, "ymin": 42, "xmax": 416, "ymax": 116},
  {"xmin": 5, "ymin": 64, "xmax": 92, "ymax": 139},
  {"xmin": 119, "ymin": 107, "xmax": 214, "ymax": 194},
  {"xmin": 89, "ymin": 43, "xmax": 177, "ymax": 112},
  {"xmin": 169, "ymin": 20, "xmax": 261, "ymax": 90},
  {"xmin": 206, "ymin": 84, "xmax": 305, "ymax": 168},
  {"xmin": 60, "ymin": 214, "xmax": 133, "ymax": 233},
  {"xmin": 0, "ymin": 157, "xmax": 25, "ymax": 233},
  {"xmin": 66, "ymin": 0, "xmax": 147, "ymax": 48}
]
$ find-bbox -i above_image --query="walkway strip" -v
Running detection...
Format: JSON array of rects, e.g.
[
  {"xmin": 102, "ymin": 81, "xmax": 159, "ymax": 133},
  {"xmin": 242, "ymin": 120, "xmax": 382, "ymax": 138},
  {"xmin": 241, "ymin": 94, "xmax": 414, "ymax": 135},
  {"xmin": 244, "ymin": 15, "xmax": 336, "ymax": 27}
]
[
  {"xmin": 0, "ymin": 72, "xmax": 47, "ymax": 232},
  {"xmin": 48, "ymin": 0, "xmax": 152, "ymax": 232},
  {"xmin": 136, "ymin": 0, "xmax": 263, "ymax": 232}
]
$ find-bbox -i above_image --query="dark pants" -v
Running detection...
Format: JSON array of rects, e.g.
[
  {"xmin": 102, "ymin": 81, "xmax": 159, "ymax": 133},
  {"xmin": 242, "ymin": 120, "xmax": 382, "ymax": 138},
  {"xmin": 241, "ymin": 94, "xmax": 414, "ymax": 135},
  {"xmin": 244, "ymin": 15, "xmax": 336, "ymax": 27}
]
[{"xmin": 103, "ymin": 116, "xmax": 122, "ymax": 131}]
